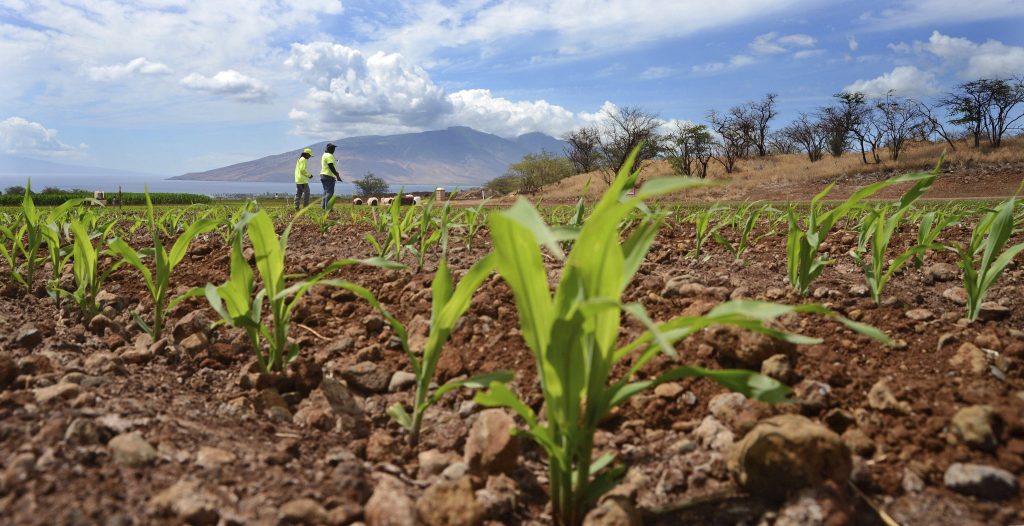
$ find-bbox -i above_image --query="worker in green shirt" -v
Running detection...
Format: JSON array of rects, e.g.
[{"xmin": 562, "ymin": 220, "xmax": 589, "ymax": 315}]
[
  {"xmin": 294, "ymin": 148, "xmax": 313, "ymax": 210},
  {"xmin": 320, "ymin": 143, "xmax": 342, "ymax": 210}
]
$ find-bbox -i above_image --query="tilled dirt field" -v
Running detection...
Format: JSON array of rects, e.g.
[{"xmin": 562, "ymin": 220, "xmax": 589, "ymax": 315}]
[{"xmin": 0, "ymin": 218, "xmax": 1022, "ymax": 526}]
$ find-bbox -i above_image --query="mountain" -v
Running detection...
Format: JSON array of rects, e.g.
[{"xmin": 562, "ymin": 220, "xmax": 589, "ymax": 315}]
[{"xmin": 173, "ymin": 127, "xmax": 568, "ymax": 186}]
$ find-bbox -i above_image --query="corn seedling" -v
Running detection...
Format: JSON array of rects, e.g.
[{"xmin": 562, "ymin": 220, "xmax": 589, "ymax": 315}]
[
  {"xmin": 786, "ymin": 169, "xmax": 936, "ymax": 295},
  {"xmin": 338, "ymin": 255, "xmax": 513, "ymax": 443},
  {"xmin": 63, "ymin": 216, "xmax": 122, "ymax": 316},
  {"xmin": 914, "ymin": 210, "xmax": 960, "ymax": 268},
  {"xmin": 689, "ymin": 206, "xmax": 724, "ymax": 259},
  {"xmin": 109, "ymin": 191, "xmax": 219, "ymax": 339},
  {"xmin": 849, "ymin": 169, "xmax": 937, "ymax": 303},
  {"xmin": 189, "ymin": 209, "xmax": 400, "ymax": 372},
  {"xmin": 945, "ymin": 193, "xmax": 1024, "ymax": 320},
  {"xmin": 713, "ymin": 202, "xmax": 776, "ymax": 261},
  {"xmin": 473, "ymin": 149, "xmax": 892, "ymax": 525},
  {"xmin": 0, "ymin": 183, "xmax": 47, "ymax": 292},
  {"xmin": 462, "ymin": 199, "xmax": 490, "ymax": 251}
]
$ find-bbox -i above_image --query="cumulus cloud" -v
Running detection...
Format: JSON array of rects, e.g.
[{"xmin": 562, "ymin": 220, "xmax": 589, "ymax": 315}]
[
  {"xmin": 286, "ymin": 42, "xmax": 582, "ymax": 138},
  {"xmin": 446, "ymin": 90, "xmax": 577, "ymax": 137},
  {"xmin": 848, "ymin": 35, "xmax": 859, "ymax": 51},
  {"xmin": 750, "ymin": 32, "xmax": 816, "ymax": 54},
  {"xmin": 0, "ymin": 117, "xmax": 85, "ymax": 157},
  {"xmin": 693, "ymin": 55, "xmax": 756, "ymax": 74},
  {"xmin": 916, "ymin": 31, "xmax": 1024, "ymax": 79},
  {"xmin": 86, "ymin": 57, "xmax": 171, "ymax": 81},
  {"xmin": 843, "ymin": 66, "xmax": 941, "ymax": 98},
  {"xmin": 181, "ymin": 70, "xmax": 273, "ymax": 103}
]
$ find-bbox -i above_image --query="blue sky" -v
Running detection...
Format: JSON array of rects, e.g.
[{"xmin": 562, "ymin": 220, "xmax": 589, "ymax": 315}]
[{"xmin": 1, "ymin": 0, "xmax": 1022, "ymax": 176}]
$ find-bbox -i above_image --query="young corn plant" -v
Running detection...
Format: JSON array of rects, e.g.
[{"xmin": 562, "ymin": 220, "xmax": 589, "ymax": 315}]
[
  {"xmin": 337, "ymin": 255, "xmax": 513, "ymax": 444},
  {"xmin": 462, "ymin": 199, "xmax": 490, "ymax": 251},
  {"xmin": 109, "ymin": 191, "xmax": 219, "ymax": 339},
  {"xmin": 914, "ymin": 210, "xmax": 960, "ymax": 268},
  {"xmin": 473, "ymin": 149, "xmax": 890, "ymax": 526},
  {"xmin": 688, "ymin": 206, "xmax": 724, "ymax": 259},
  {"xmin": 713, "ymin": 202, "xmax": 777, "ymax": 261},
  {"xmin": 849, "ymin": 170, "xmax": 937, "ymax": 303},
  {"xmin": 946, "ymin": 194, "xmax": 1024, "ymax": 320},
  {"xmin": 786, "ymin": 169, "xmax": 936, "ymax": 295},
  {"xmin": 191, "ymin": 210, "xmax": 400, "ymax": 373},
  {"xmin": 0, "ymin": 183, "xmax": 47, "ymax": 292},
  {"xmin": 64, "ymin": 217, "xmax": 122, "ymax": 316}
]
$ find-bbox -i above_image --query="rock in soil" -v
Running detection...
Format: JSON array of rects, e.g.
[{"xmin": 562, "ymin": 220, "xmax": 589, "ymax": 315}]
[
  {"xmin": 33, "ymin": 382, "xmax": 80, "ymax": 404},
  {"xmin": 704, "ymin": 324, "xmax": 794, "ymax": 368},
  {"xmin": 278, "ymin": 498, "xmax": 327, "ymax": 525},
  {"xmin": 173, "ymin": 311, "xmax": 212, "ymax": 341},
  {"xmin": 0, "ymin": 352, "xmax": 16, "ymax": 389},
  {"xmin": 418, "ymin": 448, "xmax": 459, "ymax": 479},
  {"xmin": 389, "ymin": 370, "xmax": 417, "ymax": 392},
  {"xmin": 582, "ymin": 496, "xmax": 641, "ymax": 526},
  {"xmin": 977, "ymin": 302, "xmax": 1011, "ymax": 321},
  {"xmin": 867, "ymin": 379, "xmax": 911, "ymax": 414},
  {"xmin": 949, "ymin": 342, "xmax": 988, "ymax": 375},
  {"xmin": 341, "ymin": 361, "xmax": 390, "ymax": 393},
  {"xmin": 12, "ymin": 326, "xmax": 43, "ymax": 349},
  {"xmin": 728, "ymin": 414, "xmax": 851, "ymax": 500},
  {"xmin": 951, "ymin": 405, "xmax": 999, "ymax": 451},
  {"xmin": 417, "ymin": 476, "xmax": 484, "ymax": 526},
  {"xmin": 943, "ymin": 463, "xmax": 1019, "ymax": 500},
  {"xmin": 108, "ymin": 431, "xmax": 157, "ymax": 467},
  {"xmin": 760, "ymin": 353, "xmax": 796, "ymax": 384},
  {"xmin": 196, "ymin": 446, "xmax": 236, "ymax": 469},
  {"xmin": 147, "ymin": 479, "xmax": 223, "ymax": 525},
  {"xmin": 465, "ymin": 409, "xmax": 519, "ymax": 476},
  {"xmin": 475, "ymin": 474, "xmax": 518, "ymax": 519},
  {"xmin": 365, "ymin": 474, "xmax": 418, "ymax": 526}
]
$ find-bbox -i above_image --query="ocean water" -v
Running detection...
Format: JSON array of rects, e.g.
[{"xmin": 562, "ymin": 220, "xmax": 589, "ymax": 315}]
[{"xmin": 0, "ymin": 173, "xmax": 448, "ymax": 197}]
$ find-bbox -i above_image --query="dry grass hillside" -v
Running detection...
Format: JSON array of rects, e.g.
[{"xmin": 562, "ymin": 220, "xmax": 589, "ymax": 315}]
[{"xmin": 512, "ymin": 137, "xmax": 1024, "ymax": 204}]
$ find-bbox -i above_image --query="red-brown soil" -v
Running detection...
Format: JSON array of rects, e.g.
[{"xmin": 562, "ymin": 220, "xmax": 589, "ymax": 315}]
[{"xmin": 0, "ymin": 212, "xmax": 1022, "ymax": 526}]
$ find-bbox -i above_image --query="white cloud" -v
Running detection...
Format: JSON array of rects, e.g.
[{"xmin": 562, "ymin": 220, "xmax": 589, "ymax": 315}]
[
  {"xmin": 640, "ymin": 67, "xmax": 674, "ymax": 80},
  {"xmin": 918, "ymin": 31, "xmax": 1024, "ymax": 79},
  {"xmin": 86, "ymin": 57, "xmax": 171, "ymax": 81},
  {"xmin": 361, "ymin": 0, "xmax": 811, "ymax": 63},
  {"xmin": 843, "ymin": 66, "xmax": 941, "ymax": 98},
  {"xmin": 286, "ymin": 42, "xmax": 452, "ymax": 136},
  {"xmin": 0, "ymin": 117, "xmax": 85, "ymax": 157},
  {"xmin": 446, "ymin": 90, "xmax": 578, "ymax": 137},
  {"xmin": 693, "ymin": 55, "xmax": 756, "ymax": 74},
  {"xmin": 181, "ymin": 70, "xmax": 273, "ymax": 103},
  {"xmin": 286, "ymin": 42, "xmax": 583, "ymax": 138},
  {"xmin": 859, "ymin": 0, "xmax": 1024, "ymax": 31},
  {"xmin": 848, "ymin": 35, "xmax": 859, "ymax": 51},
  {"xmin": 750, "ymin": 32, "xmax": 816, "ymax": 54},
  {"xmin": 793, "ymin": 49, "xmax": 826, "ymax": 60}
]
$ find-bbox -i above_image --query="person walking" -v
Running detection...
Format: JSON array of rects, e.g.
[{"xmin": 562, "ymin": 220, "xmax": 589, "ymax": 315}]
[
  {"xmin": 320, "ymin": 143, "xmax": 342, "ymax": 210},
  {"xmin": 294, "ymin": 148, "xmax": 313, "ymax": 210}
]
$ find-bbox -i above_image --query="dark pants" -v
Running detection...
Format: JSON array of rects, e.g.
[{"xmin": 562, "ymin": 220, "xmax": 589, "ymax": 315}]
[
  {"xmin": 295, "ymin": 183, "xmax": 310, "ymax": 210},
  {"xmin": 320, "ymin": 177, "xmax": 336, "ymax": 210}
]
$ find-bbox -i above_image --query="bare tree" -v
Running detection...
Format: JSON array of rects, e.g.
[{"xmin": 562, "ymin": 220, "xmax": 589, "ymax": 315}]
[
  {"xmin": 781, "ymin": 113, "xmax": 828, "ymax": 162},
  {"xmin": 914, "ymin": 100, "xmax": 958, "ymax": 151},
  {"xmin": 563, "ymin": 126, "xmax": 602, "ymax": 173},
  {"xmin": 817, "ymin": 106, "xmax": 850, "ymax": 158},
  {"xmin": 746, "ymin": 93, "xmax": 778, "ymax": 157},
  {"xmin": 597, "ymin": 106, "xmax": 662, "ymax": 184},
  {"xmin": 941, "ymin": 81, "xmax": 989, "ymax": 147},
  {"xmin": 835, "ymin": 92, "xmax": 885, "ymax": 164},
  {"xmin": 874, "ymin": 92, "xmax": 926, "ymax": 161},
  {"xmin": 707, "ymin": 109, "xmax": 749, "ymax": 173},
  {"xmin": 767, "ymin": 129, "xmax": 798, "ymax": 154}
]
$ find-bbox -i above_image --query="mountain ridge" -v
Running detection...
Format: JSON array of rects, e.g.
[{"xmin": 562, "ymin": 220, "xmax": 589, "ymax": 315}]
[{"xmin": 173, "ymin": 126, "xmax": 567, "ymax": 186}]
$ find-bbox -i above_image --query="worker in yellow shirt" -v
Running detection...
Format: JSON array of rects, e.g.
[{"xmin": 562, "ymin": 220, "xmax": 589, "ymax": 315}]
[
  {"xmin": 320, "ymin": 143, "xmax": 342, "ymax": 210},
  {"xmin": 294, "ymin": 148, "xmax": 313, "ymax": 210}
]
